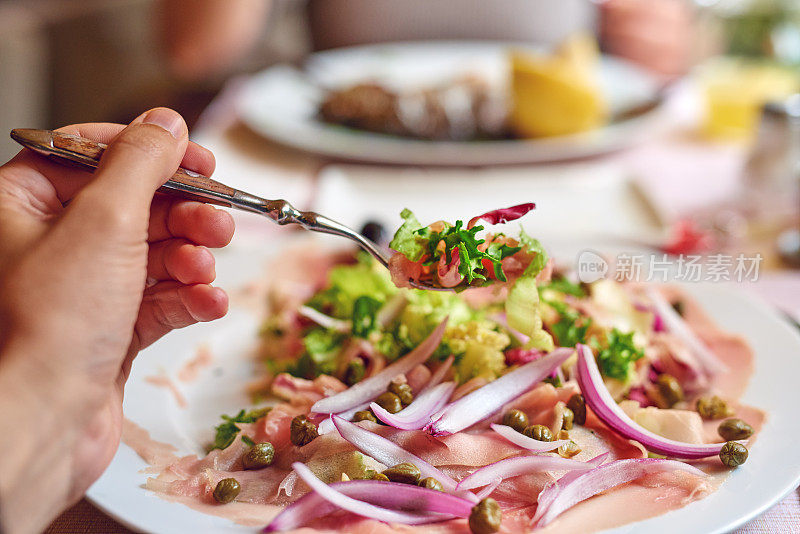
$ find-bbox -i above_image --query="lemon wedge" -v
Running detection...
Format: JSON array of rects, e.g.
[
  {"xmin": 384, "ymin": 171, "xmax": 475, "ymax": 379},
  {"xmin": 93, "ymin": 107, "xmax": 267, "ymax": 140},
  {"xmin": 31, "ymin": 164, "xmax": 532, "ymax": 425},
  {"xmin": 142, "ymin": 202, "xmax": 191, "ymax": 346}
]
[{"xmin": 509, "ymin": 34, "xmax": 608, "ymax": 138}]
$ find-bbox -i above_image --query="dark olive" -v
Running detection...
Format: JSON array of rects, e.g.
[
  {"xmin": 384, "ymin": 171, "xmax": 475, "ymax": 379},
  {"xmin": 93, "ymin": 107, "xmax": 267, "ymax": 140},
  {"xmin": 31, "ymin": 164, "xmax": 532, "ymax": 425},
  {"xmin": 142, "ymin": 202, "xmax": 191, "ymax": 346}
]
[
  {"xmin": 566, "ymin": 394, "xmax": 587, "ymax": 425},
  {"xmin": 418, "ymin": 477, "xmax": 444, "ymax": 491},
  {"xmin": 696, "ymin": 395, "xmax": 734, "ymax": 420},
  {"xmin": 242, "ymin": 442, "xmax": 275, "ymax": 470},
  {"xmin": 360, "ymin": 221, "xmax": 387, "ymax": 245},
  {"xmin": 719, "ymin": 441, "xmax": 748, "ymax": 467},
  {"xmin": 353, "ymin": 410, "xmax": 378, "ymax": 423},
  {"xmin": 375, "ymin": 392, "xmax": 403, "ymax": 414},
  {"xmin": 213, "ymin": 478, "xmax": 241, "ymax": 503},
  {"xmin": 344, "ymin": 359, "xmax": 366, "ymax": 386},
  {"xmin": 290, "ymin": 415, "xmax": 318, "ymax": 446},
  {"xmin": 382, "ymin": 462, "xmax": 421, "ymax": 485},
  {"xmin": 656, "ymin": 374, "xmax": 684, "ymax": 407},
  {"xmin": 468, "ymin": 497, "xmax": 502, "ymax": 534},
  {"xmin": 388, "ymin": 381, "xmax": 414, "ymax": 405},
  {"xmin": 523, "ymin": 424, "xmax": 553, "ymax": 442},
  {"xmin": 502, "ymin": 409, "xmax": 529, "ymax": 433},
  {"xmin": 718, "ymin": 418, "xmax": 754, "ymax": 441}
]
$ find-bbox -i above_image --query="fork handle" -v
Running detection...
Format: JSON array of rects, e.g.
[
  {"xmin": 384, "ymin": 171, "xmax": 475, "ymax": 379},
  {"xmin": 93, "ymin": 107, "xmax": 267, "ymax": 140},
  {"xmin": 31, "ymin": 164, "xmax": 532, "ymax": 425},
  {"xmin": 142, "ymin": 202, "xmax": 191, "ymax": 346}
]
[{"xmin": 34, "ymin": 129, "xmax": 249, "ymax": 208}]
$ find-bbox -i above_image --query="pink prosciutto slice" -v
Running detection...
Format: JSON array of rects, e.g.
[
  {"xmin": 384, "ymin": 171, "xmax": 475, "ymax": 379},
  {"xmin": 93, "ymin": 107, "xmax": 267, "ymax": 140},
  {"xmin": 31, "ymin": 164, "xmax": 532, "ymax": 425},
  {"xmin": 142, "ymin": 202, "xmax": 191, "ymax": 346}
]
[{"xmin": 532, "ymin": 458, "xmax": 707, "ymax": 526}]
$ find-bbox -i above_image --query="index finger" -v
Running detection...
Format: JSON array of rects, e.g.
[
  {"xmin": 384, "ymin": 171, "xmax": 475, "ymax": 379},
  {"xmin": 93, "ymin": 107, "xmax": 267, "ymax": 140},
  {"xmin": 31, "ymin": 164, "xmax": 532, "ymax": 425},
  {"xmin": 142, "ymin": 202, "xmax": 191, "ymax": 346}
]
[{"xmin": 13, "ymin": 122, "xmax": 216, "ymax": 203}]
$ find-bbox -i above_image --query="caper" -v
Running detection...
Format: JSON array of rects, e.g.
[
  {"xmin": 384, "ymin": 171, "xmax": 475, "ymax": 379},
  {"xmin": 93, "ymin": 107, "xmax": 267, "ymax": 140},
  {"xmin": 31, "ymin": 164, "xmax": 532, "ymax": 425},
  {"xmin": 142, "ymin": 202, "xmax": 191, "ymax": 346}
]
[
  {"xmin": 468, "ymin": 497, "xmax": 502, "ymax": 534},
  {"xmin": 242, "ymin": 442, "xmax": 274, "ymax": 470},
  {"xmin": 557, "ymin": 429, "xmax": 570, "ymax": 440},
  {"xmin": 557, "ymin": 440, "xmax": 581, "ymax": 459},
  {"xmin": 418, "ymin": 477, "xmax": 444, "ymax": 491},
  {"xmin": 502, "ymin": 409, "xmax": 529, "ymax": 433},
  {"xmin": 671, "ymin": 300, "xmax": 685, "ymax": 317},
  {"xmin": 696, "ymin": 395, "xmax": 734, "ymax": 420},
  {"xmin": 370, "ymin": 472, "xmax": 390, "ymax": 482},
  {"xmin": 388, "ymin": 381, "xmax": 414, "ymax": 405},
  {"xmin": 290, "ymin": 415, "xmax": 318, "ymax": 446},
  {"xmin": 566, "ymin": 394, "xmax": 587, "ymax": 425},
  {"xmin": 353, "ymin": 410, "xmax": 378, "ymax": 423},
  {"xmin": 382, "ymin": 462, "xmax": 421, "ymax": 485},
  {"xmin": 719, "ymin": 441, "xmax": 748, "ymax": 468},
  {"xmin": 213, "ymin": 478, "xmax": 241, "ymax": 504},
  {"xmin": 718, "ymin": 418, "xmax": 754, "ymax": 441},
  {"xmin": 375, "ymin": 392, "xmax": 403, "ymax": 414},
  {"xmin": 561, "ymin": 407, "xmax": 575, "ymax": 431},
  {"xmin": 344, "ymin": 359, "xmax": 366, "ymax": 386},
  {"xmin": 656, "ymin": 374, "xmax": 684, "ymax": 407},
  {"xmin": 523, "ymin": 424, "xmax": 553, "ymax": 442}
]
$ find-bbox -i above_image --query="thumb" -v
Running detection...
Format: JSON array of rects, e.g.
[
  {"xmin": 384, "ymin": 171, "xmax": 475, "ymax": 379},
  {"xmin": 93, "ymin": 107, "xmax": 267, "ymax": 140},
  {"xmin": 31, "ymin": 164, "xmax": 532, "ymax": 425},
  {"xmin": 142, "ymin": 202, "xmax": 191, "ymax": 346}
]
[{"xmin": 65, "ymin": 108, "xmax": 188, "ymax": 237}]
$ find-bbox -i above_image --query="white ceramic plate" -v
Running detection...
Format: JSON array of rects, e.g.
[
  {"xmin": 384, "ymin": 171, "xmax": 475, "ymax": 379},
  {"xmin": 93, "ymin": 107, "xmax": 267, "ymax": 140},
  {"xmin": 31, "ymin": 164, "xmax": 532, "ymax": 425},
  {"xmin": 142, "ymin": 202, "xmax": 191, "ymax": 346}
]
[
  {"xmin": 236, "ymin": 41, "xmax": 665, "ymax": 165},
  {"xmin": 87, "ymin": 235, "xmax": 800, "ymax": 534}
]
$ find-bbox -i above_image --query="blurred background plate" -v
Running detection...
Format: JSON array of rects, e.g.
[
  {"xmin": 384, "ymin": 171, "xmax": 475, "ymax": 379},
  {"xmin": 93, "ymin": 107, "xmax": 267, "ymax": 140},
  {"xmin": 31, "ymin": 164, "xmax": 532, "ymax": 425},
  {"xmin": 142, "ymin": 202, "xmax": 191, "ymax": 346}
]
[{"xmin": 236, "ymin": 41, "xmax": 665, "ymax": 165}]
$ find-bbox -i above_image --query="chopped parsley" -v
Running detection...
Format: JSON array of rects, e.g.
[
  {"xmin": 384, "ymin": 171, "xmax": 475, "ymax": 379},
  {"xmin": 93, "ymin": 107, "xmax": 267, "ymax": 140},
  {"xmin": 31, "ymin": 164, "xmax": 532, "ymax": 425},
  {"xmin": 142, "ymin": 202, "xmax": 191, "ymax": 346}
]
[
  {"xmin": 212, "ymin": 407, "xmax": 271, "ymax": 450},
  {"xmin": 594, "ymin": 328, "xmax": 645, "ymax": 381},
  {"xmin": 547, "ymin": 299, "xmax": 592, "ymax": 348}
]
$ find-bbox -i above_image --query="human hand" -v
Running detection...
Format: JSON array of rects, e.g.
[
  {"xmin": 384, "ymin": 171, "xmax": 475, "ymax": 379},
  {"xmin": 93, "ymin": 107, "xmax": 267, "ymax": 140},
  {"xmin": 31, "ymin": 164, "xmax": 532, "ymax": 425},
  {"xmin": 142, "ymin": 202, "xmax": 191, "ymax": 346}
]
[
  {"xmin": 599, "ymin": 0, "xmax": 694, "ymax": 79},
  {"xmin": 0, "ymin": 108, "xmax": 234, "ymax": 533}
]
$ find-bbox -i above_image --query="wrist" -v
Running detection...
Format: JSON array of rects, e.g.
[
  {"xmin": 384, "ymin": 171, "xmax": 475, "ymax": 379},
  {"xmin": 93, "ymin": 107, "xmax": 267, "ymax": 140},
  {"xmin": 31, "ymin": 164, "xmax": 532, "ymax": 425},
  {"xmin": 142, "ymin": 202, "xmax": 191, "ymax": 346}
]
[{"xmin": 0, "ymin": 344, "xmax": 81, "ymax": 533}]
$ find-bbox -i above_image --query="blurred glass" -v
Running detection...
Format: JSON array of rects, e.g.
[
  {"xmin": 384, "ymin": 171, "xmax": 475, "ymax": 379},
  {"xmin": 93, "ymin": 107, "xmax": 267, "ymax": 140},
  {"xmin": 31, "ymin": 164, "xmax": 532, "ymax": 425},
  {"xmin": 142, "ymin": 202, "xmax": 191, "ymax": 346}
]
[
  {"xmin": 698, "ymin": 57, "xmax": 800, "ymax": 139},
  {"xmin": 695, "ymin": 0, "xmax": 800, "ymax": 140}
]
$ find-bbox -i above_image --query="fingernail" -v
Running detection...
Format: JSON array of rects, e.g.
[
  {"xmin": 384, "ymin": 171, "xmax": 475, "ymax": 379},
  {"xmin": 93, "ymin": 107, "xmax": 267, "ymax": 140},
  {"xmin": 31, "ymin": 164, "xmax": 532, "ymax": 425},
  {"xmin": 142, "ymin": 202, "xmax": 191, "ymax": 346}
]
[{"xmin": 142, "ymin": 108, "xmax": 184, "ymax": 139}]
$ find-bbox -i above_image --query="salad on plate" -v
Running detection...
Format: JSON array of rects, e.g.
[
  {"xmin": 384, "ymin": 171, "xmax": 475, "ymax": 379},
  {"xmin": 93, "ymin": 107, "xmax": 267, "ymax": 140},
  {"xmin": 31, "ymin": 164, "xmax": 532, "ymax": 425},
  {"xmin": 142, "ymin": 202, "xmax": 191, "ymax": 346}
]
[{"xmin": 123, "ymin": 205, "xmax": 764, "ymax": 533}]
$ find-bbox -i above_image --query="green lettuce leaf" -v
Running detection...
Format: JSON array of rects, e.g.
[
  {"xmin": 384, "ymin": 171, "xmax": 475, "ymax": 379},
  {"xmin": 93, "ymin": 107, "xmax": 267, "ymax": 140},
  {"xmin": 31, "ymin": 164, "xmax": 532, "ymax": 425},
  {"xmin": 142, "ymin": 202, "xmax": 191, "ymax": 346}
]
[
  {"xmin": 505, "ymin": 275, "xmax": 554, "ymax": 351},
  {"xmin": 307, "ymin": 257, "xmax": 397, "ymax": 317},
  {"xmin": 389, "ymin": 209, "xmax": 428, "ymax": 262},
  {"xmin": 519, "ymin": 227, "xmax": 548, "ymax": 278}
]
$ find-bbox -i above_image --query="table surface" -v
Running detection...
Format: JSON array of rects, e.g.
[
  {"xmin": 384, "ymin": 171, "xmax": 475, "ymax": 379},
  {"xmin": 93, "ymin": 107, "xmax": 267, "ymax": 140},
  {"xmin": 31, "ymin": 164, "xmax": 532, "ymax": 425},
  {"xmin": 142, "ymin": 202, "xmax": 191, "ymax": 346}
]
[{"xmin": 46, "ymin": 79, "xmax": 800, "ymax": 533}]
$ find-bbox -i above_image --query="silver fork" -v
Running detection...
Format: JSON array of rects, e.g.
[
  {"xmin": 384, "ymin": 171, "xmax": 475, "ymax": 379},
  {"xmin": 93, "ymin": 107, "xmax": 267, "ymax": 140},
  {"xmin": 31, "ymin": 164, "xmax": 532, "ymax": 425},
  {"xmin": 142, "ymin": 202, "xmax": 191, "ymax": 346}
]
[{"xmin": 10, "ymin": 128, "xmax": 444, "ymax": 291}]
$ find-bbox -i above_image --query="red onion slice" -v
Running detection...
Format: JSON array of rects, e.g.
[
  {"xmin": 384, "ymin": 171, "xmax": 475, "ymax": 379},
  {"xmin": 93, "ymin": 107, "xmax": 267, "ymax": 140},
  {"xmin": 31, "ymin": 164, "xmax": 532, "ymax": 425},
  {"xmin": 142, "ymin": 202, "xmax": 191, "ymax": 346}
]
[
  {"xmin": 297, "ymin": 305, "xmax": 351, "ymax": 332},
  {"xmin": 312, "ymin": 319, "xmax": 448, "ymax": 414},
  {"xmin": 371, "ymin": 382, "xmax": 456, "ymax": 430},
  {"xmin": 267, "ymin": 463, "xmax": 465, "ymax": 531},
  {"xmin": 576, "ymin": 344, "xmax": 728, "ymax": 458},
  {"xmin": 490, "ymin": 424, "xmax": 571, "ymax": 452},
  {"xmin": 456, "ymin": 455, "xmax": 594, "ymax": 491},
  {"xmin": 425, "ymin": 348, "xmax": 573, "ymax": 436},
  {"xmin": 467, "ymin": 203, "xmax": 536, "ymax": 229},
  {"xmin": 646, "ymin": 287, "xmax": 727, "ymax": 375},
  {"xmin": 532, "ymin": 458, "xmax": 706, "ymax": 526},
  {"xmin": 331, "ymin": 415, "xmax": 469, "ymax": 499},
  {"xmin": 317, "ymin": 402, "xmax": 371, "ymax": 435}
]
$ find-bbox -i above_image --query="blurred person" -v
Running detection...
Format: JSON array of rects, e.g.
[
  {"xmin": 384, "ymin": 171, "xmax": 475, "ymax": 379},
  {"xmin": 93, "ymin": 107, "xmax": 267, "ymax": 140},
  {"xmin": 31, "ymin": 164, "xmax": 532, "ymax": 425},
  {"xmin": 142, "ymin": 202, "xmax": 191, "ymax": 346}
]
[
  {"xmin": 161, "ymin": 0, "xmax": 693, "ymax": 82},
  {"xmin": 0, "ymin": 108, "xmax": 234, "ymax": 533}
]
